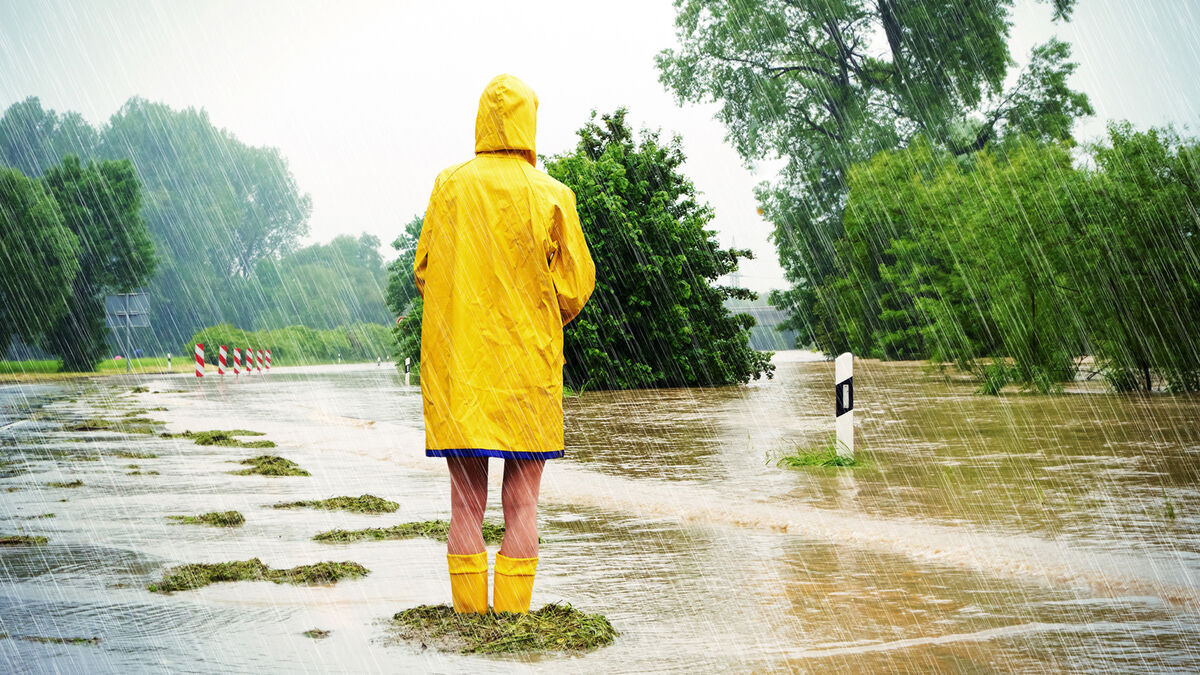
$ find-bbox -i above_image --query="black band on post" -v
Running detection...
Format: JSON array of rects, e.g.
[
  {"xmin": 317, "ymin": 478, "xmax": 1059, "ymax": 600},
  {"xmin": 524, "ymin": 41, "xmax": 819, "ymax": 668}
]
[{"xmin": 835, "ymin": 376, "xmax": 853, "ymax": 417}]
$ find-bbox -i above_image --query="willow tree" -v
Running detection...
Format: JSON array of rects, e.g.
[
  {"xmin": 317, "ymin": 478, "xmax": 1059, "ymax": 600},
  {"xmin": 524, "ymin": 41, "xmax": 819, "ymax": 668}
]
[{"xmin": 657, "ymin": 0, "xmax": 1092, "ymax": 352}]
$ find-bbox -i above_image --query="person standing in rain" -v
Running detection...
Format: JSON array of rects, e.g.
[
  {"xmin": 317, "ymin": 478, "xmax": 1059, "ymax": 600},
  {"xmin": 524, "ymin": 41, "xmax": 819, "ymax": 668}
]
[{"xmin": 413, "ymin": 74, "xmax": 595, "ymax": 614}]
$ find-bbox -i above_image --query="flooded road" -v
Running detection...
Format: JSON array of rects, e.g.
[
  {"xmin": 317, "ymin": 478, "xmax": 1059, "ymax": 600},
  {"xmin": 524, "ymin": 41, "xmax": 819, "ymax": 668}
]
[{"xmin": 1, "ymin": 352, "xmax": 1198, "ymax": 672}]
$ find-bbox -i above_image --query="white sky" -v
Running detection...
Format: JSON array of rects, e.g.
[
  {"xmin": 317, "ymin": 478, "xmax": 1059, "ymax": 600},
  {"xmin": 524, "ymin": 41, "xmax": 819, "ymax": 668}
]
[{"xmin": 1, "ymin": 0, "xmax": 1197, "ymax": 293}]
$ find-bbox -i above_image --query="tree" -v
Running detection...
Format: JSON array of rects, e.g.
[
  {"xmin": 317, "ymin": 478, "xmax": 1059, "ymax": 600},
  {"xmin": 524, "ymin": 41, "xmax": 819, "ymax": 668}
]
[
  {"xmin": 385, "ymin": 215, "xmax": 424, "ymax": 317},
  {"xmin": 254, "ymin": 233, "xmax": 391, "ymax": 329},
  {"xmin": 545, "ymin": 109, "xmax": 773, "ymax": 390},
  {"xmin": 657, "ymin": 0, "xmax": 1092, "ymax": 350},
  {"xmin": 1070, "ymin": 124, "xmax": 1200, "ymax": 391},
  {"xmin": 40, "ymin": 156, "xmax": 156, "ymax": 370},
  {"xmin": 0, "ymin": 166, "xmax": 81, "ymax": 355},
  {"xmin": 0, "ymin": 97, "xmax": 99, "ymax": 178}
]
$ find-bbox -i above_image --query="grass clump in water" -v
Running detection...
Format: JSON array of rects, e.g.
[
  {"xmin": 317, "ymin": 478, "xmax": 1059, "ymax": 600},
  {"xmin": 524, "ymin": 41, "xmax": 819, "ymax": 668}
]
[
  {"xmin": 0, "ymin": 634, "xmax": 99, "ymax": 646},
  {"xmin": 167, "ymin": 511, "xmax": 245, "ymax": 527},
  {"xmin": 131, "ymin": 386, "xmax": 150, "ymax": 393},
  {"xmin": 314, "ymin": 520, "xmax": 504, "ymax": 544},
  {"xmin": 232, "ymin": 455, "xmax": 309, "ymax": 476},
  {"xmin": 114, "ymin": 450, "xmax": 157, "ymax": 459},
  {"xmin": 46, "ymin": 479, "xmax": 83, "ymax": 488},
  {"xmin": 0, "ymin": 535, "xmax": 48, "ymax": 546},
  {"xmin": 775, "ymin": 436, "xmax": 861, "ymax": 468},
  {"xmin": 148, "ymin": 558, "xmax": 369, "ymax": 593},
  {"xmin": 390, "ymin": 603, "xmax": 615, "ymax": 654},
  {"xmin": 63, "ymin": 418, "xmax": 158, "ymax": 435},
  {"xmin": 302, "ymin": 629, "xmax": 331, "ymax": 639},
  {"xmin": 164, "ymin": 430, "xmax": 274, "ymax": 448},
  {"xmin": 273, "ymin": 494, "xmax": 398, "ymax": 514}
]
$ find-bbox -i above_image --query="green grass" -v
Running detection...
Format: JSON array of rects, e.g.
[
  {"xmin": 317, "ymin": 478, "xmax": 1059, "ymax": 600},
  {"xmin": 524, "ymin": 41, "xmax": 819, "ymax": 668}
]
[
  {"xmin": 113, "ymin": 450, "xmax": 157, "ymax": 459},
  {"xmin": 313, "ymin": 520, "xmax": 505, "ymax": 544},
  {"xmin": 302, "ymin": 629, "xmax": 331, "ymax": 639},
  {"xmin": 390, "ymin": 603, "xmax": 616, "ymax": 654},
  {"xmin": 272, "ymin": 494, "xmax": 398, "ymax": 513},
  {"xmin": 62, "ymin": 417, "xmax": 159, "ymax": 435},
  {"xmin": 232, "ymin": 455, "xmax": 310, "ymax": 476},
  {"xmin": 46, "ymin": 479, "xmax": 84, "ymax": 488},
  {"xmin": 775, "ymin": 436, "xmax": 861, "ymax": 468},
  {"xmin": 0, "ymin": 535, "xmax": 48, "ymax": 546},
  {"xmin": 162, "ymin": 429, "xmax": 274, "ymax": 448},
  {"xmin": 148, "ymin": 558, "xmax": 369, "ymax": 593},
  {"xmin": 167, "ymin": 511, "xmax": 245, "ymax": 527}
]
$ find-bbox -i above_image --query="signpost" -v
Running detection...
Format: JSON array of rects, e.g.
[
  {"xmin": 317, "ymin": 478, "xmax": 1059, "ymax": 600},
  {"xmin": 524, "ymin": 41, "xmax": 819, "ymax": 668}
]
[
  {"xmin": 835, "ymin": 352, "xmax": 854, "ymax": 457},
  {"xmin": 104, "ymin": 292, "xmax": 150, "ymax": 373}
]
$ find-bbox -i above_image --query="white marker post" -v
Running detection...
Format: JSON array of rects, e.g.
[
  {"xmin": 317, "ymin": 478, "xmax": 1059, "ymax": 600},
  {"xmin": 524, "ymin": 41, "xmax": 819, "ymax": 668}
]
[
  {"xmin": 404, "ymin": 357, "xmax": 411, "ymax": 386},
  {"xmin": 835, "ymin": 352, "xmax": 854, "ymax": 457}
]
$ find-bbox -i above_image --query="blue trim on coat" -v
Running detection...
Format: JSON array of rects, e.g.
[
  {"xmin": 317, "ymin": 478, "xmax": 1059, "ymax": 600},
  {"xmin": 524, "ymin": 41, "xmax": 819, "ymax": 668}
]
[{"xmin": 426, "ymin": 448, "xmax": 564, "ymax": 460}]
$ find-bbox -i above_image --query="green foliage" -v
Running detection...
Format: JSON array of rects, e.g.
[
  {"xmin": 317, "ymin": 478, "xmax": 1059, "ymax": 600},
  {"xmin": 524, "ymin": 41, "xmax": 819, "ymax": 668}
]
[
  {"xmin": 0, "ymin": 535, "xmax": 48, "ymax": 546},
  {"xmin": 0, "ymin": 166, "xmax": 80, "ymax": 355},
  {"xmin": 544, "ymin": 109, "xmax": 773, "ymax": 390},
  {"xmin": 148, "ymin": 558, "xmax": 369, "ymax": 593},
  {"xmin": 391, "ymin": 603, "xmax": 616, "ymax": 654},
  {"xmin": 167, "ymin": 511, "xmax": 245, "ymax": 527},
  {"xmin": 231, "ymin": 455, "xmax": 309, "ymax": 476},
  {"xmin": 776, "ymin": 436, "xmax": 858, "ymax": 467},
  {"xmin": 658, "ymin": 0, "xmax": 1091, "ymax": 350},
  {"xmin": 386, "ymin": 215, "xmax": 424, "ymax": 317},
  {"xmin": 391, "ymin": 298, "xmax": 422, "ymax": 374},
  {"xmin": 313, "ymin": 520, "xmax": 505, "ymax": 544},
  {"xmin": 273, "ymin": 494, "xmax": 399, "ymax": 514},
  {"xmin": 184, "ymin": 323, "xmax": 393, "ymax": 365},
  {"xmin": 40, "ymin": 155, "xmax": 156, "ymax": 370}
]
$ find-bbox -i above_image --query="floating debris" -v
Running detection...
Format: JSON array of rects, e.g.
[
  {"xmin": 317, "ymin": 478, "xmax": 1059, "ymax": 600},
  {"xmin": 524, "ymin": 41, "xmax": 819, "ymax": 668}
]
[
  {"xmin": 114, "ymin": 450, "xmax": 157, "ymax": 459},
  {"xmin": 273, "ymin": 494, "xmax": 398, "ymax": 514},
  {"xmin": 46, "ymin": 479, "xmax": 83, "ymax": 488},
  {"xmin": 302, "ymin": 629, "xmax": 331, "ymax": 639},
  {"xmin": 232, "ymin": 455, "xmax": 309, "ymax": 476},
  {"xmin": 148, "ymin": 558, "xmax": 369, "ymax": 593},
  {"xmin": 390, "ymin": 603, "xmax": 615, "ymax": 654},
  {"xmin": 313, "ymin": 520, "xmax": 504, "ymax": 544},
  {"xmin": 167, "ymin": 511, "xmax": 245, "ymax": 527},
  {"xmin": 0, "ymin": 634, "xmax": 99, "ymax": 646},
  {"xmin": 131, "ymin": 386, "xmax": 150, "ymax": 393},
  {"xmin": 0, "ymin": 535, "xmax": 48, "ymax": 545},
  {"xmin": 163, "ymin": 430, "xmax": 274, "ymax": 448}
]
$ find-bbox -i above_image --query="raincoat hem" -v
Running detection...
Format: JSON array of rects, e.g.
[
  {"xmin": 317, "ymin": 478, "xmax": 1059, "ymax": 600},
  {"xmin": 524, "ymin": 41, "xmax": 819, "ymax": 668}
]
[{"xmin": 426, "ymin": 448, "xmax": 564, "ymax": 460}]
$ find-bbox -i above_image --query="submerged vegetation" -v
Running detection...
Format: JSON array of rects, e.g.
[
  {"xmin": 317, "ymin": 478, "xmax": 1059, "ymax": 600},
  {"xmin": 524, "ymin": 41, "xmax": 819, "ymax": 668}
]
[
  {"xmin": 63, "ymin": 417, "xmax": 159, "ymax": 434},
  {"xmin": 167, "ymin": 511, "xmax": 245, "ymax": 527},
  {"xmin": 776, "ymin": 437, "xmax": 861, "ymax": 468},
  {"xmin": 390, "ymin": 603, "xmax": 616, "ymax": 654},
  {"xmin": 232, "ymin": 455, "xmax": 309, "ymax": 476},
  {"xmin": 46, "ymin": 479, "xmax": 83, "ymax": 488},
  {"xmin": 0, "ymin": 634, "xmax": 99, "ymax": 646},
  {"xmin": 302, "ymin": 629, "xmax": 331, "ymax": 639},
  {"xmin": 164, "ymin": 429, "xmax": 274, "ymax": 448},
  {"xmin": 148, "ymin": 558, "xmax": 369, "ymax": 593},
  {"xmin": 272, "ymin": 494, "xmax": 398, "ymax": 513},
  {"xmin": 0, "ymin": 535, "xmax": 48, "ymax": 546},
  {"xmin": 313, "ymin": 520, "xmax": 506, "ymax": 544}
]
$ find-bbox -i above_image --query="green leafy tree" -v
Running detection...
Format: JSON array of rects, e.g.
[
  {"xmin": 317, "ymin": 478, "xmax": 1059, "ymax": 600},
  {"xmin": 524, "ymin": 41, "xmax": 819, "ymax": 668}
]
[
  {"xmin": 0, "ymin": 97, "xmax": 99, "ymax": 178},
  {"xmin": 657, "ymin": 0, "xmax": 1092, "ymax": 350},
  {"xmin": 40, "ymin": 156, "xmax": 156, "ymax": 370},
  {"xmin": 254, "ymin": 233, "xmax": 391, "ymax": 329},
  {"xmin": 545, "ymin": 109, "xmax": 773, "ymax": 390},
  {"xmin": 385, "ymin": 215, "xmax": 424, "ymax": 317},
  {"xmin": 1070, "ymin": 124, "xmax": 1200, "ymax": 391},
  {"xmin": 0, "ymin": 166, "xmax": 81, "ymax": 355}
]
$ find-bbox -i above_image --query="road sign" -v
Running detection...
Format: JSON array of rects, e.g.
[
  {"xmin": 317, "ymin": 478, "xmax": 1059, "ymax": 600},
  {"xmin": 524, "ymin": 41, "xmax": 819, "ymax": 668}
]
[{"xmin": 105, "ymin": 292, "xmax": 150, "ymax": 373}]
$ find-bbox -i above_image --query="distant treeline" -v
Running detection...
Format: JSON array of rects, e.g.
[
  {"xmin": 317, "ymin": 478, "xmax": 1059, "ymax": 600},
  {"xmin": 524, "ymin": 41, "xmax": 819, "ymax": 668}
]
[
  {"xmin": 0, "ymin": 97, "xmax": 392, "ymax": 364},
  {"xmin": 186, "ymin": 323, "xmax": 393, "ymax": 365}
]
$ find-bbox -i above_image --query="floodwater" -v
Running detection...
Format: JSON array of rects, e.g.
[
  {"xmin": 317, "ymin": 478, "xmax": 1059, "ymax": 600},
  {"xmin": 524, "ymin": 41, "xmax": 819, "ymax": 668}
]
[{"xmin": 1, "ymin": 352, "xmax": 1198, "ymax": 673}]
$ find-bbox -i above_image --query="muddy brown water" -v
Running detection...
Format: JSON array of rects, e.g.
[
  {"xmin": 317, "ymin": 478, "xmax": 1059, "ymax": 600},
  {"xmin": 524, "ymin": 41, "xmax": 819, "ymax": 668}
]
[{"xmin": 0, "ymin": 352, "xmax": 1197, "ymax": 672}]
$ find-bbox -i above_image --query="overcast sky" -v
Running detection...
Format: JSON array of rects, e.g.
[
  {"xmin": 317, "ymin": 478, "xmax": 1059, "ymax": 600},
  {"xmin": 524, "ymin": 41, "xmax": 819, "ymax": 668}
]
[{"xmin": 1, "ymin": 0, "xmax": 1197, "ymax": 293}]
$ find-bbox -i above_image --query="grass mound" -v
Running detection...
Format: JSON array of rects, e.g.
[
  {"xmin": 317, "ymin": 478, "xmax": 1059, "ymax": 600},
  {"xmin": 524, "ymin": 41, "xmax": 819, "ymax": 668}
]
[
  {"xmin": 314, "ymin": 520, "xmax": 504, "ymax": 544},
  {"xmin": 232, "ymin": 455, "xmax": 309, "ymax": 476},
  {"xmin": 273, "ymin": 494, "xmax": 398, "ymax": 514},
  {"xmin": 164, "ymin": 429, "xmax": 274, "ymax": 448},
  {"xmin": 302, "ymin": 629, "xmax": 331, "ymax": 639},
  {"xmin": 390, "ymin": 603, "xmax": 615, "ymax": 654},
  {"xmin": 46, "ymin": 479, "xmax": 83, "ymax": 488},
  {"xmin": 148, "ymin": 558, "xmax": 368, "ymax": 593},
  {"xmin": 167, "ymin": 511, "xmax": 245, "ymax": 527},
  {"xmin": 0, "ymin": 634, "xmax": 99, "ymax": 646},
  {"xmin": 63, "ymin": 418, "xmax": 158, "ymax": 435},
  {"xmin": 0, "ymin": 535, "xmax": 48, "ymax": 546},
  {"xmin": 114, "ymin": 450, "xmax": 157, "ymax": 459},
  {"xmin": 776, "ymin": 436, "xmax": 861, "ymax": 468}
]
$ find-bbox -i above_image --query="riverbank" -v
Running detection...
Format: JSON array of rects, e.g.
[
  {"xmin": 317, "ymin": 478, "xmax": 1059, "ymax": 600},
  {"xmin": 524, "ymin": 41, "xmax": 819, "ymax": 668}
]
[{"xmin": 1, "ymin": 355, "xmax": 1198, "ymax": 672}]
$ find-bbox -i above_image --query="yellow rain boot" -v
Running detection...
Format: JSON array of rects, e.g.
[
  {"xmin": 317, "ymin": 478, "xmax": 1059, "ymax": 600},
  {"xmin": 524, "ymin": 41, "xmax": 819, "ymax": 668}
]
[
  {"xmin": 493, "ymin": 553, "xmax": 537, "ymax": 614},
  {"xmin": 447, "ymin": 552, "xmax": 488, "ymax": 614}
]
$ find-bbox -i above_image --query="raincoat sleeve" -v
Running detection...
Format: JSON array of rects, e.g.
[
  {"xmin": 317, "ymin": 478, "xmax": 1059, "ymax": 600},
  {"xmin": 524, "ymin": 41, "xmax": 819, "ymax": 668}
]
[
  {"xmin": 548, "ymin": 190, "xmax": 595, "ymax": 325},
  {"xmin": 413, "ymin": 180, "xmax": 439, "ymax": 299}
]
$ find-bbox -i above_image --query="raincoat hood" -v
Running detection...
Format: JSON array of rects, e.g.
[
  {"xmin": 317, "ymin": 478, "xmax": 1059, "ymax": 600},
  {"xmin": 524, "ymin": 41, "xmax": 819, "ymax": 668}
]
[{"xmin": 474, "ymin": 74, "xmax": 538, "ymax": 166}]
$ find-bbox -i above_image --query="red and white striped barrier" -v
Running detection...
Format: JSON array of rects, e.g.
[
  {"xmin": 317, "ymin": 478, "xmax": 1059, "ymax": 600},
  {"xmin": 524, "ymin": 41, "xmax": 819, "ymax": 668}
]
[
  {"xmin": 218, "ymin": 345, "xmax": 227, "ymax": 376},
  {"xmin": 265, "ymin": 349, "xmax": 271, "ymax": 370},
  {"xmin": 233, "ymin": 347, "xmax": 241, "ymax": 376},
  {"xmin": 195, "ymin": 343, "xmax": 204, "ymax": 378},
  {"xmin": 256, "ymin": 350, "xmax": 263, "ymax": 374}
]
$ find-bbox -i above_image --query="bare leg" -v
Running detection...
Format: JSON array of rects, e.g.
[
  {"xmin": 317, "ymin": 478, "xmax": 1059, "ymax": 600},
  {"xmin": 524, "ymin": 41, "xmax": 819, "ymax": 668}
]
[
  {"xmin": 500, "ymin": 458, "xmax": 544, "ymax": 558},
  {"xmin": 447, "ymin": 456, "xmax": 488, "ymax": 555}
]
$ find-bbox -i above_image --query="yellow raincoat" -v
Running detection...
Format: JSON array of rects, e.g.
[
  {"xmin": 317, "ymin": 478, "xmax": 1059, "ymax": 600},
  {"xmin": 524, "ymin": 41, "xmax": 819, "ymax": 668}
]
[{"xmin": 414, "ymin": 74, "xmax": 595, "ymax": 460}]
